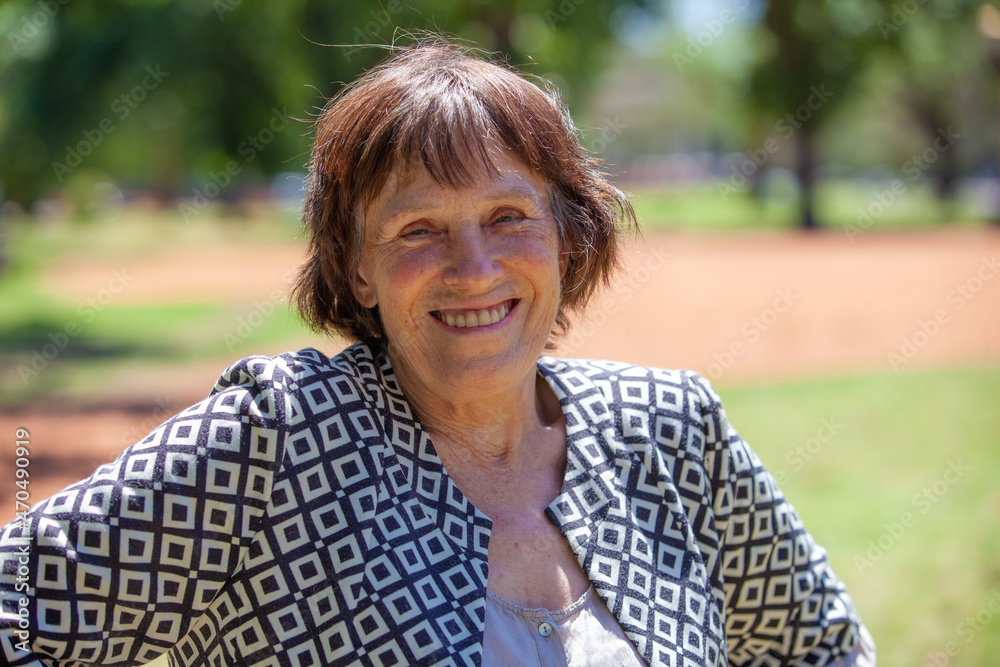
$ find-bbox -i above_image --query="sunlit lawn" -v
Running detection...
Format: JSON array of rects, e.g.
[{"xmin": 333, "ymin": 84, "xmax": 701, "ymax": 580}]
[
  {"xmin": 718, "ymin": 368, "xmax": 1000, "ymax": 666},
  {"xmin": 1, "ymin": 199, "xmax": 998, "ymax": 665},
  {"xmin": 629, "ymin": 178, "xmax": 991, "ymax": 231},
  {"xmin": 0, "ymin": 208, "xmax": 311, "ymax": 403}
]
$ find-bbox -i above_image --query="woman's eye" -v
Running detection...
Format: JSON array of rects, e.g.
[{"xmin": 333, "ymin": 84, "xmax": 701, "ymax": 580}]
[{"xmin": 493, "ymin": 211, "xmax": 521, "ymax": 224}]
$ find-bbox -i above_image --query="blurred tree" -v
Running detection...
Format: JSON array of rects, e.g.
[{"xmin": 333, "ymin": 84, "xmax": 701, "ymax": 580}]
[
  {"xmin": 745, "ymin": 0, "xmax": 885, "ymax": 228},
  {"xmin": 980, "ymin": 3, "xmax": 1000, "ymax": 220},
  {"xmin": 736, "ymin": 0, "xmax": 985, "ymax": 228},
  {"xmin": 745, "ymin": 0, "xmax": 991, "ymax": 228},
  {"xmin": 875, "ymin": 0, "xmax": 992, "ymax": 204},
  {"xmin": 0, "ymin": 0, "xmax": 655, "ymax": 210}
]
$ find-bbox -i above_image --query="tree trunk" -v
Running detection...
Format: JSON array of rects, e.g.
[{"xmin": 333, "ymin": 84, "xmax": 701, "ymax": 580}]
[
  {"xmin": 977, "ymin": 7, "xmax": 1000, "ymax": 223},
  {"xmin": 796, "ymin": 132, "xmax": 818, "ymax": 230},
  {"xmin": 906, "ymin": 91, "xmax": 960, "ymax": 206}
]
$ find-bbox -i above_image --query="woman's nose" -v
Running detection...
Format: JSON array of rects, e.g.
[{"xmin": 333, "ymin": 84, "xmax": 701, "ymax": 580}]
[{"xmin": 443, "ymin": 228, "xmax": 501, "ymax": 289}]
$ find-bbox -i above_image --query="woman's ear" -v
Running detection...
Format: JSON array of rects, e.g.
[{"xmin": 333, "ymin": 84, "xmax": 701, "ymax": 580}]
[{"xmin": 352, "ymin": 259, "xmax": 378, "ymax": 309}]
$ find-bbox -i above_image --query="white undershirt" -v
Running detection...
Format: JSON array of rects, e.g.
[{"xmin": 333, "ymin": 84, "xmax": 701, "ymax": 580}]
[
  {"xmin": 482, "ymin": 586, "xmax": 647, "ymax": 667},
  {"xmin": 481, "ymin": 586, "xmax": 877, "ymax": 667}
]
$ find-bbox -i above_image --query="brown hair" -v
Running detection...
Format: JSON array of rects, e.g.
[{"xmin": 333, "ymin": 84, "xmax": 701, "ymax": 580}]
[{"xmin": 292, "ymin": 39, "xmax": 636, "ymax": 343}]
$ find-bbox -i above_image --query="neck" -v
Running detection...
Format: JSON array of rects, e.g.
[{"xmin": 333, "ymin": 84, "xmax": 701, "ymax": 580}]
[{"xmin": 390, "ymin": 355, "xmax": 561, "ymax": 472}]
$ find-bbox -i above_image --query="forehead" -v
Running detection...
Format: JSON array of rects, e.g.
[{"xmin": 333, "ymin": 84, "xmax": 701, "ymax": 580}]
[{"xmin": 368, "ymin": 149, "xmax": 549, "ymax": 222}]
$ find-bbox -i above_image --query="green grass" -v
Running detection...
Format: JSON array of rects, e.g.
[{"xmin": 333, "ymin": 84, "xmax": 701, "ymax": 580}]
[
  {"xmin": 715, "ymin": 367, "xmax": 1000, "ymax": 666},
  {"xmin": 629, "ymin": 179, "xmax": 990, "ymax": 231},
  {"xmin": 0, "ymin": 209, "xmax": 310, "ymax": 404}
]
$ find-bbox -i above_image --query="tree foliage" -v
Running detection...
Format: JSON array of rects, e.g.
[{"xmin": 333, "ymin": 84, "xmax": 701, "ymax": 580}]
[
  {"xmin": 0, "ymin": 0, "xmax": 654, "ymax": 208},
  {"xmin": 745, "ymin": 0, "xmax": 991, "ymax": 227}
]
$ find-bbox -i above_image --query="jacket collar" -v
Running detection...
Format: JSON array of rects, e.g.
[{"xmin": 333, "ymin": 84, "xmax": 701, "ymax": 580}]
[
  {"xmin": 360, "ymin": 342, "xmax": 635, "ymax": 566},
  {"xmin": 536, "ymin": 356, "xmax": 634, "ymax": 577},
  {"xmin": 365, "ymin": 341, "xmax": 494, "ymax": 563}
]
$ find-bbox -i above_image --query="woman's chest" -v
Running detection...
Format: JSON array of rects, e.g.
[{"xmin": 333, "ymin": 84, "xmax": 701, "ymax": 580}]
[{"xmin": 483, "ymin": 511, "xmax": 592, "ymax": 611}]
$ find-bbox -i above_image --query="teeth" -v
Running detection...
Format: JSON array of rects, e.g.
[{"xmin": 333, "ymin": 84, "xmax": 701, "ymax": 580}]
[{"xmin": 437, "ymin": 303, "xmax": 511, "ymax": 328}]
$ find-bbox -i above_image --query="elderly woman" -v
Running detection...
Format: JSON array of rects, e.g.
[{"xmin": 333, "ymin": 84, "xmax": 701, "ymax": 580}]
[{"xmin": 0, "ymin": 43, "xmax": 874, "ymax": 666}]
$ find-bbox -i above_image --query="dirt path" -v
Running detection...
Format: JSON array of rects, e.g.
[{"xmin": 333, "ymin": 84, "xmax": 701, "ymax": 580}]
[
  {"xmin": 4, "ymin": 227, "xmax": 999, "ymax": 522},
  {"xmin": 559, "ymin": 227, "xmax": 1000, "ymax": 381}
]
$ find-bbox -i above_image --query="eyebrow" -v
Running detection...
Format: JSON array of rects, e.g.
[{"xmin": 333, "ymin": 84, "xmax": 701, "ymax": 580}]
[{"xmin": 380, "ymin": 184, "xmax": 544, "ymax": 223}]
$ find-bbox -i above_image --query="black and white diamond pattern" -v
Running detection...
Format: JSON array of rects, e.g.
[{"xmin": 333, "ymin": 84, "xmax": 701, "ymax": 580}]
[{"xmin": 0, "ymin": 343, "xmax": 863, "ymax": 666}]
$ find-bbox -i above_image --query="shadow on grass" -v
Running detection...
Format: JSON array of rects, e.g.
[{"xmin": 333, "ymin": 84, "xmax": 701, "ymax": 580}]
[
  {"xmin": 0, "ymin": 318, "xmax": 184, "ymax": 404},
  {"xmin": 0, "ymin": 319, "xmax": 178, "ymax": 362}
]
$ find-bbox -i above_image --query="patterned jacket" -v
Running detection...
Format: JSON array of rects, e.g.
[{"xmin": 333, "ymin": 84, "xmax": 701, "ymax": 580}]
[{"xmin": 0, "ymin": 342, "xmax": 864, "ymax": 666}]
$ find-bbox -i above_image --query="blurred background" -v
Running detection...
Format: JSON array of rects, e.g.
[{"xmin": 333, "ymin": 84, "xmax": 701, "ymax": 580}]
[{"xmin": 1, "ymin": 0, "xmax": 999, "ymax": 664}]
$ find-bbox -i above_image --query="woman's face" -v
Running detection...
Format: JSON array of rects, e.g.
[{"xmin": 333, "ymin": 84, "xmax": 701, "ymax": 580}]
[{"xmin": 354, "ymin": 150, "xmax": 564, "ymax": 403}]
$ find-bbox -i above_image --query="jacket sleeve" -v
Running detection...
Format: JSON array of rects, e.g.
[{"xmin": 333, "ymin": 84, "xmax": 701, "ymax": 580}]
[
  {"xmin": 687, "ymin": 372, "xmax": 873, "ymax": 666},
  {"xmin": 0, "ymin": 355, "xmax": 294, "ymax": 666}
]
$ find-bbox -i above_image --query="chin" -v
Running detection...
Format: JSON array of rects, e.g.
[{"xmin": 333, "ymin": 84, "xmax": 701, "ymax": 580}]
[{"xmin": 431, "ymin": 346, "xmax": 535, "ymax": 389}]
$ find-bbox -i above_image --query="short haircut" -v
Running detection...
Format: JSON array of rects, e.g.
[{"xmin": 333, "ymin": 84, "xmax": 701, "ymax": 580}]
[{"xmin": 292, "ymin": 39, "xmax": 636, "ymax": 343}]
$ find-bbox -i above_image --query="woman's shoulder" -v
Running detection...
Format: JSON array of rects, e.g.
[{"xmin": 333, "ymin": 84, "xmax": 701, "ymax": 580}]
[
  {"xmin": 538, "ymin": 354, "xmax": 722, "ymax": 409},
  {"xmin": 200, "ymin": 342, "xmax": 390, "ymax": 425},
  {"xmin": 213, "ymin": 341, "xmax": 382, "ymax": 394}
]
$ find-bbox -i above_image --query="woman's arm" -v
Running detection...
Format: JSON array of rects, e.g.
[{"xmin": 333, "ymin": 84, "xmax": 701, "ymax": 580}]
[
  {"xmin": 689, "ymin": 373, "xmax": 875, "ymax": 666},
  {"xmin": 0, "ymin": 355, "xmax": 293, "ymax": 666}
]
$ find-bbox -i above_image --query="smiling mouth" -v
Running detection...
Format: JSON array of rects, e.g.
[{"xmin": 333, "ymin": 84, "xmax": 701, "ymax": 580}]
[{"xmin": 430, "ymin": 299, "xmax": 518, "ymax": 328}]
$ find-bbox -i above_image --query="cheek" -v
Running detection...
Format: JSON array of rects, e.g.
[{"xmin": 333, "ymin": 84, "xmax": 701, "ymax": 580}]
[
  {"xmin": 500, "ymin": 238, "xmax": 563, "ymax": 312},
  {"xmin": 372, "ymin": 251, "xmax": 437, "ymax": 318},
  {"xmin": 506, "ymin": 234, "xmax": 561, "ymax": 277}
]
